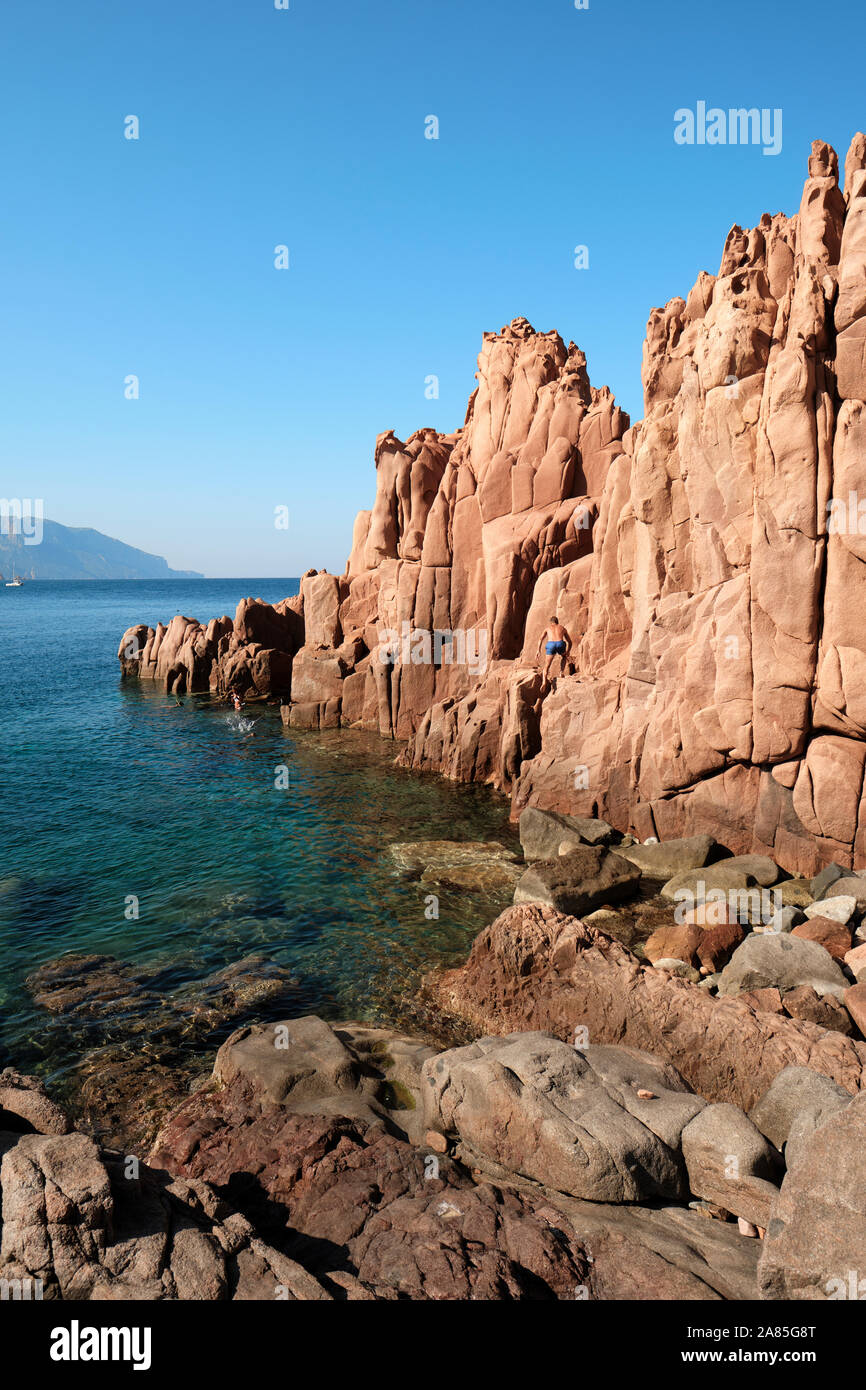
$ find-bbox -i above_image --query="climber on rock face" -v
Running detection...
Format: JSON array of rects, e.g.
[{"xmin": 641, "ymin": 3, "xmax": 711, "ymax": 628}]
[{"xmin": 537, "ymin": 616, "xmax": 572, "ymax": 685}]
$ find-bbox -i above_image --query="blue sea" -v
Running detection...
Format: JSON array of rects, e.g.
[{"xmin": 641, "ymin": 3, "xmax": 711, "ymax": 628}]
[{"xmin": 0, "ymin": 579, "xmax": 517, "ymax": 1095}]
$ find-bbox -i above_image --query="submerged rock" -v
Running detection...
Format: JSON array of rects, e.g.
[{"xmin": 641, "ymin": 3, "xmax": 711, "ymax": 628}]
[
  {"xmin": 386, "ymin": 840, "xmax": 518, "ymax": 873},
  {"xmin": 23, "ymin": 952, "xmax": 302, "ymax": 1147},
  {"xmin": 26, "ymin": 954, "xmax": 162, "ymax": 1018},
  {"xmin": 72, "ymin": 1046, "xmax": 207, "ymax": 1154},
  {"xmin": 26, "ymin": 951, "xmax": 299, "ymax": 1036},
  {"xmin": 383, "ymin": 838, "xmax": 524, "ymax": 893},
  {"xmin": 420, "ymin": 861, "xmax": 523, "ymax": 893}
]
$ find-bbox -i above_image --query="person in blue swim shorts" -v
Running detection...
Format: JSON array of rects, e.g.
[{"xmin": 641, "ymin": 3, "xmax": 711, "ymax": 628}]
[{"xmin": 536, "ymin": 615, "xmax": 573, "ymax": 686}]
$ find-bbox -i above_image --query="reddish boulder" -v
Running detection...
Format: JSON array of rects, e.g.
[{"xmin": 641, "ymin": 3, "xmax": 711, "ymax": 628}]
[
  {"xmin": 782, "ymin": 985, "xmax": 853, "ymax": 1035},
  {"xmin": 791, "ymin": 915, "xmax": 853, "ymax": 960},
  {"xmin": 734, "ymin": 987, "xmax": 784, "ymax": 1015},
  {"xmin": 644, "ymin": 923, "xmax": 703, "ymax": 967},
  {"xmin": 844, "ymin": 941, "xmax": 866, "ymax": 980},
  {"xmin": 697, "ymin": 922, "xmax": 745, "ymax": 973},
  {"xmin": 844, "ymin": 982, "xmax": 866, "ymax": 1034}
]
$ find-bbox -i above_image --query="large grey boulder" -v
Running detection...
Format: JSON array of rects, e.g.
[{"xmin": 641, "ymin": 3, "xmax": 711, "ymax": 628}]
[
  {"xmin": 422, "ymin": 1032, "xmax": 705, "ymax": 1203},
  {"xmin": 803, "ymin": 895, "xmax": 857, "ymax": 925},
  {"xmin": 822, "ymin": 877, "xmax": 866, "ymax": 909},
  {"xmin": 758, "ymin": 1092, "xmax": 866, "ymax": 1299},
  {"xmin": 611, "ymin": 835, "xmax": 715, "ymax": 881},
  {"xmin": 513, "ymin": 845, "xmax": 641, "ymax": 915},
  {"xmin": 214, "ymin": 1015, "xmax": 360, "ymax": 1105},
  {"xmin": 748, "ymin": 1065, "xmax": 852, "ymax": 1151},
  {"xmin": 212, "ymin": 1015, "xmax": 437, "ymax": 1144},
  {"xmin": 659, "ymin": 864, "xmax": 758, "ymax": 903},
  {"xmin": 716, "ymin": 855, "xmax": 781, "ymax": 887},
  {"xmin": 717, "ymin": 933, "xmax": 850, "ymax": 1001},
  {"xmin": 809, "ymin": 862, "xmax": 849, "ymax": 899},
  {"xmin": 518, "ymin": 807, "xmax": 614, "ymax": 860},
  {"xmin": 580, "ymin": 1045, "xmax": 705, "ymax": 1149},
  {"xmin": 680, "ymin": 1103, "xmax": 780, "ymax": 1228}
]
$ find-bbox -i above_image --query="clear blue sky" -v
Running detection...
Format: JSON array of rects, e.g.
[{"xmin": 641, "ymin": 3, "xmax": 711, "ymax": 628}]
[{"xmin": 1, "ymin": 0, "xmax": 864, "ymax": 576}]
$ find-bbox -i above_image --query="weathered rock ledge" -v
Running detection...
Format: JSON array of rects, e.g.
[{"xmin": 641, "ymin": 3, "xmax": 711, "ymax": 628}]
[
  {"xmin": 3, "ymin": 901, "xmax": 864, "ymax": 1302},
  {"xmin": 0, "ymin": 1020, "xmax": 760, "ymax": 1301}
]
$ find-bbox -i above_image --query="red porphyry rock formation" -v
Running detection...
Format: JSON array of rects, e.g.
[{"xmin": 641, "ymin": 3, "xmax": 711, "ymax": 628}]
[
  {"xmin": 119, "ymin": 135, "xmax": 866, "ymax": 874},
  {"xmin": 118, "ymin": 594, "xmax": 303, "ymax": 699},
  {"xmin": 425, "ymin": 902, "xmax": 866, "ymax": 1113}
]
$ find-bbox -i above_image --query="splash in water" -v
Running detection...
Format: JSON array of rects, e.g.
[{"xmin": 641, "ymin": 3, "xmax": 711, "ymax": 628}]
[{"xmin": 224, "ymin": 712, "xmax": 256, "ymax": 735}]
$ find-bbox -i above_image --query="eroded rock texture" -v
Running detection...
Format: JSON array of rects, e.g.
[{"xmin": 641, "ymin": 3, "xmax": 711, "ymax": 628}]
[
  {"xmin": 119, "ymin": 136, "xmax": 866, "ymax": 873},
  {"xmin": 426, "ymin": 902, "xmax": 866, "ymax": 1112},
  {"xmin": 118, "ymin": 595, "xmax": 303, "ymax": 699}
]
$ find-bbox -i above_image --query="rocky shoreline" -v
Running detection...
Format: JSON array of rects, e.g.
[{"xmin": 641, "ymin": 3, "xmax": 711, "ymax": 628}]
[
  {"xmin": 16, "ymin": 128, "xmax": 862, "ymax": 1301},
  {"xmin": 2, "ymin": 813, "xmax": 865, "ymax": 1301}
]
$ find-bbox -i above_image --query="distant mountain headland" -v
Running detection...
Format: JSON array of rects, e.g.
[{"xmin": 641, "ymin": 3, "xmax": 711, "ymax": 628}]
[{"xmin": 0, "ymin": 517, "xmax": 202, "ymax": 580}]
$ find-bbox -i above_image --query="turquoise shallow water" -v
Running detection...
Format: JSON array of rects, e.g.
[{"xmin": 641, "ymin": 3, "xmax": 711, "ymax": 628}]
[{"xmin": 0, "ymin": 579, "xmax": 518, "ymax": 1089}]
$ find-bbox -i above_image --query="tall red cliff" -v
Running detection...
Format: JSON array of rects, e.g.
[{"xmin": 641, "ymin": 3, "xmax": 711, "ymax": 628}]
[{"xmin": 119, "ymin": 135, "xmax": 866, "ymax": 876}]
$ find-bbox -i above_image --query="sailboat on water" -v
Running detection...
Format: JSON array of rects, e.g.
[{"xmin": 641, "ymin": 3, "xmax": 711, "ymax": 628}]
[{"xmin": 4, "ymin": 574, "xmax": 23, "ymax": 586}]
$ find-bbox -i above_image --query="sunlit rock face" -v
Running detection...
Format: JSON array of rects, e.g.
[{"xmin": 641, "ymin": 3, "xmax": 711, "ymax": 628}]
[{"xmin": 120, "ymin": 136, "xmax": 866, "ymax": 876}]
